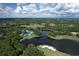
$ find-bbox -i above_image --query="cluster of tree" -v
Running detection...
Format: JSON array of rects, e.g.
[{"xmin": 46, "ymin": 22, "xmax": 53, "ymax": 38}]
[
  {"xmin": 0, "ymin": 29, "xmax": 24, "ymax": 56},
  {"xmin": 22, "ymin": 44, "xmax": 44, "ymax": 56},
  {"xmin": 0, "ymin": 28, "xmax": 44, "ymax": 56}
]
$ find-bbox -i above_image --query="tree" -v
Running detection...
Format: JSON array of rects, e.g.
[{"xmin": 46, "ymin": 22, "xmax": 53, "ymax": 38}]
[
  {"xmin": 22, "ymin": 44, "xmax": 44, "ymax": 56},
  {"xmin": 0, "ymin": 29, "xmax": 24, "ymax": 56}
]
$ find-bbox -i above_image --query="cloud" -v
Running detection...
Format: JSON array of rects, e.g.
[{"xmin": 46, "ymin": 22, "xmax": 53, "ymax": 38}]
[
  {"xmin": 0, "ymin": 4, "xmax": 15, "ymax": 13},
  {"xmin": 54, "ymin": 3, "xmax": 79, "ymax": 14},
  {"xmin": 1, "ymin": 3, "xmax": 79, "ymax": 18},
  {"xmin": 14, "ymin": 3, "xmax": 79, "ymax": 15},
  {"xmin": 14, "ymin": 3, "xmax": 38, "ymax": 14}
]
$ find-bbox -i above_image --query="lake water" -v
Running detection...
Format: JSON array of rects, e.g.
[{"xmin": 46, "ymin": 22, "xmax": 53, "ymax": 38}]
[{"xmin": 21, "ymin": 31, "xmax": 79, "ymax": 56}]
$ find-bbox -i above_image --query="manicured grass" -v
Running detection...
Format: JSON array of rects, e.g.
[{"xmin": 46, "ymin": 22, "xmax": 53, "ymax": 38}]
[
  {"xmin": 49, "ymin": 35, "xmax": 79, "ymax": 41},
  {"xmin": 37, "ymin": 46, "xmax": 69, "ymax": 56},
  {"xmin": 24, "ymin": 34, "xmax": 39, "ymax": 39},
  {"xmin": 20, "ymin": 33, "xmax": 40, "ymax": 41}
]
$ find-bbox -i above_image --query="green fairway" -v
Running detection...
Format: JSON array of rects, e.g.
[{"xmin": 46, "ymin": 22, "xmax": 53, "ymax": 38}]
[
  {"xmin": 49, "ymin": 35, "xmax": 79, "ymax": 41},
  {"xmin": 37, "ymin": 46, "xmax": 69, "ymax": 56}
]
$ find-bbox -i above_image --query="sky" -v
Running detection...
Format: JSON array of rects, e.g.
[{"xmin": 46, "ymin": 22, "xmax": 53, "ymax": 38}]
[{"xmin": 0, "ymin": 3, "xmax": 79, "ymax": 18}]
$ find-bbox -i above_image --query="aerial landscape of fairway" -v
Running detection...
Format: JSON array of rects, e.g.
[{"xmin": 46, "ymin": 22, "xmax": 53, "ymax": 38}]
[{"xmin": 0, "ymin": 18, "xmax": 79, "ymax": 56}]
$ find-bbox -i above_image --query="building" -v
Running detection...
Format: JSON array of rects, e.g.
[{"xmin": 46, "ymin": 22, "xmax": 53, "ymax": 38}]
[{"xmin": 20, "ymin": 29, "xmax": 34, "ymax": 37}]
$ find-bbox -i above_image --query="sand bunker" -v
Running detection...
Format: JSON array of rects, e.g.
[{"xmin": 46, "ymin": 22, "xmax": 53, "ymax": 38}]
[{"xmin": 39, "ymin": 45, "xmax": 57, "ymax": 52}]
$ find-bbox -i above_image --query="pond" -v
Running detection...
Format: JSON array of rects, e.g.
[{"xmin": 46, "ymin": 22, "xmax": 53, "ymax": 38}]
[{"xmin": 21, "ymin": 31, "xmax": 79, "ymax": 56}]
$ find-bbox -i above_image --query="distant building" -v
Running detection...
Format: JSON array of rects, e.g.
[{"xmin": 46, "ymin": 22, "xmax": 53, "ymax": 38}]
[
  {"xmin": 25, "ymin": 30, "xmax": 33, "ymax": 36},
  {"xmin": 20, "ymin": 29, "xmax": 34, "ymax": 41},
  {"xmin": 20, "ymin": 29, "xmax": 33, "ymax": 37}
]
